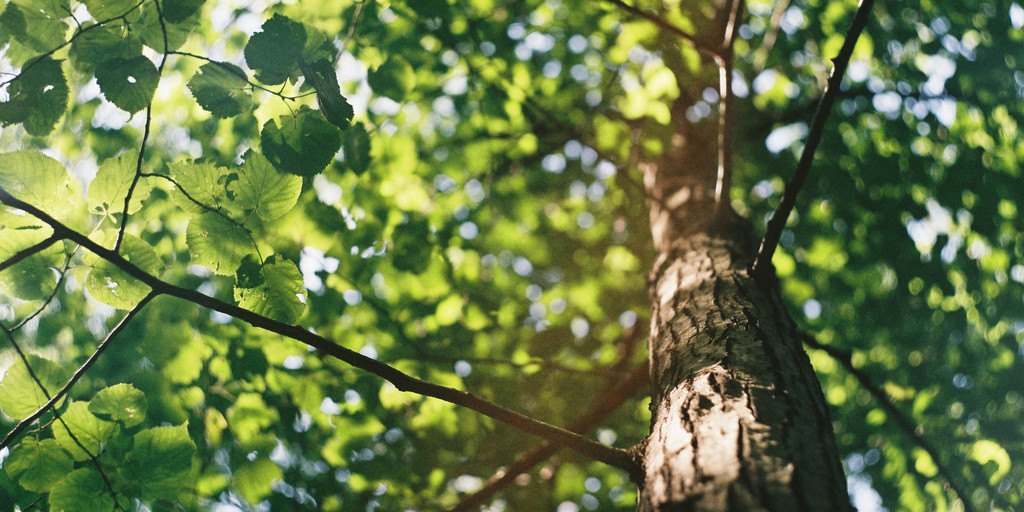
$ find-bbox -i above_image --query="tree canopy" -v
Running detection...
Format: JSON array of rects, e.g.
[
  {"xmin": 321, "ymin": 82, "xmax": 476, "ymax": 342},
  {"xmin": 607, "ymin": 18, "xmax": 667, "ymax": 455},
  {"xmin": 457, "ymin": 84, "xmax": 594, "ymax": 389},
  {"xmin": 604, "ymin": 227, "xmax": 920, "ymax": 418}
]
[{"xmin": 0, "ymin": 0, "xmax": 1021, "ymax": 510}]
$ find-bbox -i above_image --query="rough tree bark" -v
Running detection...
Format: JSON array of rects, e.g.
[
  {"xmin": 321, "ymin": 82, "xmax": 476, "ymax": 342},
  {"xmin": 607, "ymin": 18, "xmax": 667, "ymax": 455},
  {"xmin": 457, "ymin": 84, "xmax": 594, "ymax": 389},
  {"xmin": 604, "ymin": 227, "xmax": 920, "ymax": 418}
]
[{"xmin": 633, "ymin": 33, "xmax": 853, "ymax": 511}]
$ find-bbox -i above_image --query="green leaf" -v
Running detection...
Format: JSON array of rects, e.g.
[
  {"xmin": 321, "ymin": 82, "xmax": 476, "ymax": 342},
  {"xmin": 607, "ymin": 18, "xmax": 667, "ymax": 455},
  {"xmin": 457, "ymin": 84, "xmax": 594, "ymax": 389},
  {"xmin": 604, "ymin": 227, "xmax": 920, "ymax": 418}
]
[
  {"xmin": 228, "ymin": 150, "xmax": 302, "ymax": 220},
  {"xmin": 244, "ymin": 14, "xmax": 306, "ymax": 86},
  {"xmin": 48, "ymin": 468, "xmax": 117, "ymax": 512},
  {"xmin": 0, "ymin": 249, "xmax": 60, "ymax": 300},
  {"xmin": 88, "ymin": 152, "xmax": 151, "ymax": 217},
  {"xmin": 342, "ymin": 122, "xmax": 372, "ymax": 175},
  {"xmin": 69, "ymin": 23, "xmax": 144, "ymax": 73},
  {"xmin": 168, "ymin": 160, "xmax": 233, "ymax": 214},
  {"xmin": 136, "ymin": 2, "xmax": 197, "ymax": 52},
  {"xmin": 89, "ymin": 383, "xmax": 147, "ymax": 428},
  {"xmin": 126, "ymin": 423, "xmax": 196, "ymax": 500},
  {"xmin": 392, "ymin": 216, "xmax": 433, "ymax": 273},
  {"xmin": 0, "ymin": 355, "xmax": 67, "ymax": 420},
  {"xmin": 234, "ymin": 254, "xmax": 264, "ymax": 289},
  {"xmin": 187, "ymin": 62, "xmax": 253, "ymax": 118},
  {"xmin": 161, "ymin": 0, "xmax": 205, "ymax": 23},
  {"xmin": 82, "ymin": 0, "xmax": 138, "ymax": 20},
  {"xmin": 95, "ymin": 56, "xmax": 159, "ymax": 114},
  {"xmin": 84, "ymin": 232, "xmax": 162, "ymax": 309},
  {"xmin": 232, "ymin": 458, "xmax": 283, "ymax": 505},
  {"xmin": 186, "ymin": 213, "xmax": 255, "ymax": 275},
  {"xmin": 52, "ymin": 401, "xmax": 118, "ymax": 461},
  {"xmin": 234, "ymin": 256, "xmax": 307, "ymax": 324},
  {"xmin": 367, "ymin": 55, "xmax": 416, "ymax": 101},
  {"xmin": 0, "ymin": 2, "xmax": 67, "ymax": 54},
  {"xmin": 4, "ymin": 439, "xmax": 73, "ymax": 493},
  {"xmin": 0, "ymin": 150, "xmax": 72, "ymax": 215},
  {"xmin": 0, "ymin": 57, "xmax": 68, "ymax": 136},
  {"xmin": 261, "ymin": 106, "xmax": 341, "ymax": 177},
  {"xmin": 970, "ymin": 439, "xmax": 1012, "ymax": 485},
  {"xmin": 300, "ymin": 58, "xmax": 353, "ymax": 129}
]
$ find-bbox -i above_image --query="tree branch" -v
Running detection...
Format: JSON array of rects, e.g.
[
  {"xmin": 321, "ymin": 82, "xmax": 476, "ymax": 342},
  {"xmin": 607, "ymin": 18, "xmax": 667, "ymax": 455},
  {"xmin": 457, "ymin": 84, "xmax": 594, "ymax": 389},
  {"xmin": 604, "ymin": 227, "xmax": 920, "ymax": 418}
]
[
  {"xmin": 751, "ymin": 0, "xmax": 875, "ymax": 276},
  {"xmin": 801, "ymin": 334, "xmax": 978, "ymax": 512},
  {"xmin": 603, "ymin": 0, "xmax": 720, "ymax": 60},
  {"xmin": 0, "ymin": 186, "xmax": 640, "ymax": 476},
  {"xmin": 0, "ymin": 234, "xmax": 59, "ymax": 273},
  {"xmin": 0, "ymin": 293, "xmax": 155, "ymax": 451},
  {"xmin": 450, "ymin": 363, "xmax": 648, "ymax": 512}
]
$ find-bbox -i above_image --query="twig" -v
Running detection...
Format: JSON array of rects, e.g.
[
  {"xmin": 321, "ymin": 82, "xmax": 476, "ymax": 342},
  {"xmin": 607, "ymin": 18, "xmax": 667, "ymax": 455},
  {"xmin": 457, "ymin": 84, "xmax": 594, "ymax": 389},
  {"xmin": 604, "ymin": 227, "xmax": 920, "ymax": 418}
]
[
  {"xmin": 0, "ymin": 293, "xmax": 155, "ymax": 450},
  {"xmin": 603, "ymin": 0, "xmax": 720, "ymax": 60},
  {"xmin": 340, "ymin": 1, "xmax": 366, "ymax": 56},
  {"xmin": 0, "ymin": 234, "xmax": 59, "ymax": 273},
  {"xmin": 714, "ymin": 0, "xmax": 744, "ymax": 207},
  {"xmin": 450, "ymin": 363, "xmax": 648, "ymax": 511},
  {"xmin": 801, "ymin": 334, "xmax": 978, "ymax": 512},
  {"xmin": 751, "ymin": 0, "xmax": 875, "ymax": 276},
  {"xmin": 115, "ymin": 0, "xmax": 171, "ymax": 252},
  {"xmin": 0, "ymin": 186, "xmax": 640, "ymax": 476}
]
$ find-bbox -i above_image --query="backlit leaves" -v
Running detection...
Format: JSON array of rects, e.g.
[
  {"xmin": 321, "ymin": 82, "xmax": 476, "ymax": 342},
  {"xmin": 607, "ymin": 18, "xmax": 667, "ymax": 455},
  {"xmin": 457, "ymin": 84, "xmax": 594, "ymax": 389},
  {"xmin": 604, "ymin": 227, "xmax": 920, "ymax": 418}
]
[
  {"xmin": 0, "ymin": 1, "xmax": 67, "ymax": 54},
  {"xmin": 95, "ymin": 56, "xmax": 159, "ymax": 114},
  {"xmin": 234, "ymin": 255, "xmax": 306, "ymax": 324},
  {"xmin": 187, "ymin": 62, "xmax": 253, "ymax": 118},
  {"xmin": 84, "ymin": 232, "xmax": 162, "ymax": 309},
  {"xmin": 243, "ymin": 14, "xmax": 306, "ymax": 86},
  {"xmin": 89, "ymin": 151, "xmax": 150, "ymax": 218},
  {"xmin": 186, "ymin": 213, "xmax": 254, "ymax": 275},
  {"xmin": 0, "ymin": 57, "xmax": 68, "ymax": 136},
  {"xmin": 261, "ymin": 106, "xmax": 341, "ymax": 177},
  {"xmin": 4, "ymin": 439, "xmax": 74, "ymax": 493},
  {"xmin": 0, "ymin": 355, "xmax": 68, "ymax": 420},
  {"xmin": 89, "ymin": 383, "xmax": 147, "ymax": 428},
  {"xmin": 229, "ymin": 150, "xmax": 302, "ymax": 221},
  {"xmin": 125, "ymin": 424, "xmax": 196, "ymax": 500},
  {"xmin": 52, "ymin": 401, "xmax": 118, "ymax": 461}
]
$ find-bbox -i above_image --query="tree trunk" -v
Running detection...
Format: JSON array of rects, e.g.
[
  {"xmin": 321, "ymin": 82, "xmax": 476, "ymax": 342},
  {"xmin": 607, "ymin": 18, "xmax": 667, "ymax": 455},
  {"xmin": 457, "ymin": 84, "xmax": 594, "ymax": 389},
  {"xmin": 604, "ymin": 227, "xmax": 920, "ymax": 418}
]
[{"xmin": 634, "ymin": 109, "xmax": 852, "ymax": 510}]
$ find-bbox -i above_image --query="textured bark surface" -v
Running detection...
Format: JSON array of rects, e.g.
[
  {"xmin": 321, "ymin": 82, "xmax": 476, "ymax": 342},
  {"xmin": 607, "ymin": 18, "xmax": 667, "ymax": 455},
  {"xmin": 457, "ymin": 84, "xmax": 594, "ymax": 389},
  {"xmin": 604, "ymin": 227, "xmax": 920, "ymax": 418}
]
[{"xmin": 635, "ymin": 100, "xmax": 851, "ymax": 510}]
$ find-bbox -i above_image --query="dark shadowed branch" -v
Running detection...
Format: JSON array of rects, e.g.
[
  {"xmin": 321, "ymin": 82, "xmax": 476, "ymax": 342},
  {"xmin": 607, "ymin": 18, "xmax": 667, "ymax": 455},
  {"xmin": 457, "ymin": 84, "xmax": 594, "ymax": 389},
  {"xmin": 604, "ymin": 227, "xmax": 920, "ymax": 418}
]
[
  {"xmin": 0, "ymin": 186, "xmax": 641, "ymax": 477},
  {"xmin": 802, "ymin": 334, "xmax": 978, "ymax": 512},
  {"xmin": 751, "ymin": 0, "xmax": 875, "ymax": 276},
  {"xmin": 450, "ymin": 363, "xmax": 648, "ymax": 512}
]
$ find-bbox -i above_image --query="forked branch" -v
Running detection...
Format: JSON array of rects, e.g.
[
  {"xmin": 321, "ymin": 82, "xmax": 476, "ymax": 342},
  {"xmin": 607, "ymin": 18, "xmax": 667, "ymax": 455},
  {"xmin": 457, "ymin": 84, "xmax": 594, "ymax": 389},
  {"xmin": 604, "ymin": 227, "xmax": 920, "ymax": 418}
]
[{"xmin": 751, "ymin": 0, "xmax": 875, "ymax": 276}]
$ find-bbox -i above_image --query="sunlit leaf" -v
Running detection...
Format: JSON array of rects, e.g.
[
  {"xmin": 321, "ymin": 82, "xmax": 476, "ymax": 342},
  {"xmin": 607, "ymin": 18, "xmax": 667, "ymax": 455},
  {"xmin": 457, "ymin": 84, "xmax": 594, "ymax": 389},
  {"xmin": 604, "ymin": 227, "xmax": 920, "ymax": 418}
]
[
  {"xmin": 48, "ymin": 468, "xmax": 117, "ymax": 512},
  {"xmin": 52, "ymin": 401, "xmax": 118, "ymax": 461},
  {"xmin": 0, "ymin": 355, "xmax": 68, "ymax": 420},
  {"xmin": 234, "ymin": 255, "xmax": 306, "ymax": 324},
  {"xmin": 126, "ymin": 424, "xmax": 196, "ymax": 500},
  {"xmin": 187, "ymin": 62, "xmax": 253, "ymax": 118},
  {"xmin": 186, "ymin": 213, "xmax": 254, "ymax": 275},
  {"xmin": 89, "ymin": 383, "xmax": 148, "ymax": 427},
  {"xmin": 4, "ymin": 439, "xmax": 74, "ymax": 493},
  {"xmin": 229, "ymin": 149, "xmax": 302, "ymax": 220},
  {"xmin": 84, "ymin": 232, "xmax": 162, "ymax": 309},
  {"xmin": 89, "ymin": 151, "xmax": 151, "ymax": 217}
]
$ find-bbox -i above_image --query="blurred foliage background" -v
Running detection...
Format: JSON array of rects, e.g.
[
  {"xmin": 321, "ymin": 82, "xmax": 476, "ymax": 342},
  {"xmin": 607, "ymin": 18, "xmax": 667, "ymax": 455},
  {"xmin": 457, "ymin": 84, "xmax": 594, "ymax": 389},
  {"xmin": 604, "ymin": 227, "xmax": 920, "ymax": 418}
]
[{"xmin": 0, "ymin": 0, "xmax": 1021, "ymax": 510}]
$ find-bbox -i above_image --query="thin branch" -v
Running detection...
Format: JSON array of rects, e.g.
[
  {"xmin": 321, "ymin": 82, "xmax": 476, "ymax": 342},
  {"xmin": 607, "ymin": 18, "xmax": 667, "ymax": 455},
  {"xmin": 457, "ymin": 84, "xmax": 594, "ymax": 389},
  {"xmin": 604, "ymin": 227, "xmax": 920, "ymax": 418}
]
[
  {"xmin": 339, "ymin": 1, "xmax": 366, "ymax": 57},
  {"xmin": 714, "ymin": 0, "xmax": 744, "ymax": 207},
  {"xmin": 0, "ymin": 325, "xmax": 127, "ymax": 510},
  {"xmin": 0, "ymin": 293, "xmax": 156, "ymax": 451},
  {"xmin": 450, "ymin": 363, "xmax": 648, "ymax": 512},
  {"xmin": 603, "ymin": 0, "xmax": 720, "ymax": 60},
  {"xmin": 0, "ymin": 234, "xmax": 59, "ymax": 273},
  {"xmin": 0, "ymin": 187, "xmax": 640, "ymax": 476},
  {"xmin": 169, "ymin": 51, "xmax": 314, "ymax": 100},
  {"xmin": 0, "ymin": 0, "xmax": 147, "ymax": 88},
  {"xmin": 115, "ymin": 0, "xmax": 171, "ymax": 252},
  {"xmin": 751, "ymin": 0, "xmax": 875, "ymax": 276},
  {"xmin": 802, "ymin": 334, "xmax": 978, "ymax": 512}
]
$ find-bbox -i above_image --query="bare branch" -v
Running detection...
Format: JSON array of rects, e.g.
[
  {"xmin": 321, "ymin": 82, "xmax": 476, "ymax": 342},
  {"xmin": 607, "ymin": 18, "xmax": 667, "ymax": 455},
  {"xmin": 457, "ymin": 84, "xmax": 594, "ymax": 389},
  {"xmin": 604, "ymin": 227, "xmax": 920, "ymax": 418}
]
[
  {"xmin": 751, "ymin": 0, "xmax": 875, "ymax": 276},
  {"xmin": 714, "ymin": 0, "xmax": 744, "ymax": 207},
  {"xmin": 802, "ymin": 334, "xmax": 978, "ymax": 512},
  {"xmin": 0, "ymin": 186, "xmax": 640, "ymax": 476}
]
